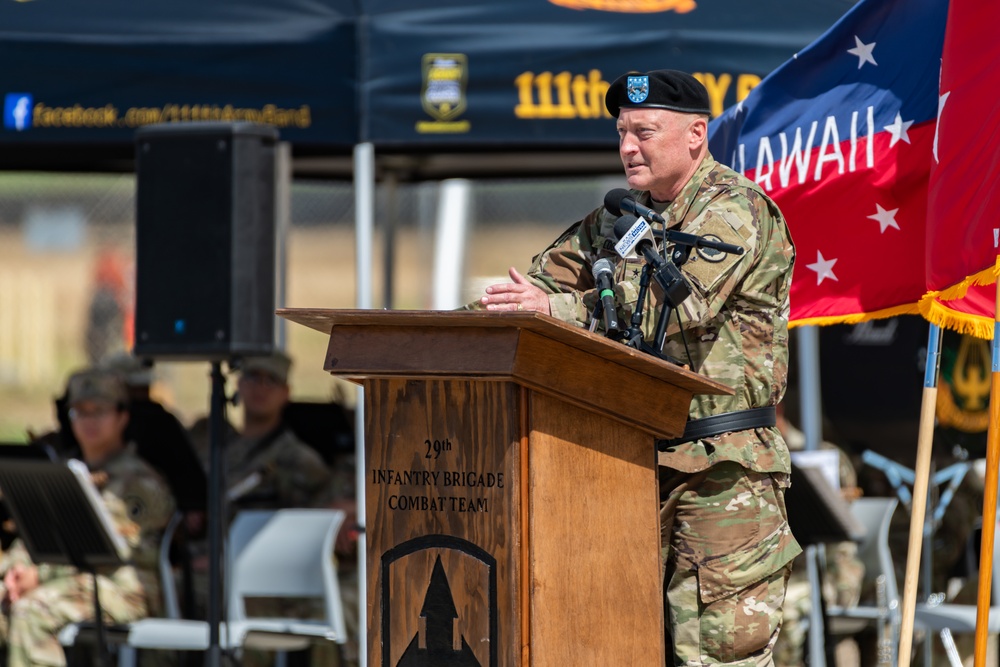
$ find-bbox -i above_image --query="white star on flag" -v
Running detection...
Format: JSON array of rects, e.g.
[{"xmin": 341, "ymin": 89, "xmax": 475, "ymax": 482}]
[
  {"xmin": 867, "ymin": 203, "xmax": 900, "ymax": 233},
  {"xmin": 847, "ymin": 36, "xmax": 877, "ymax": 69},
  {"xmin": 806, "ymin": 251, "xmax": 839, "ymax": 285},
  {"xmin": 884, "ymin": 112, "xmax": 914, "ymax": 147},
  {"xmin": 933, "ymin": 90, "xmax": 950, "ymax": 162}
]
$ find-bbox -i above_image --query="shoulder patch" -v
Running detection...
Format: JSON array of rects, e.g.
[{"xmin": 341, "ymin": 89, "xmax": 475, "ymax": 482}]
[
  {"xmin": 695, "ymin": 235, "xmax": 728, "ymax": 264},
  {"xmin": 681, "ymin": 215, "xmax": 751, "ymax": 293}
]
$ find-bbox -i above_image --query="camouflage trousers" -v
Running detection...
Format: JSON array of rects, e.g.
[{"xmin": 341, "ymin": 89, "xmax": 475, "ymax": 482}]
[
  {"xmin": 660, "ymin": 462, "xmax": 800, "ymax": 667},
  {"xmin": 0, "ymin": 573, "xmax": 147, "ymax": 667}
]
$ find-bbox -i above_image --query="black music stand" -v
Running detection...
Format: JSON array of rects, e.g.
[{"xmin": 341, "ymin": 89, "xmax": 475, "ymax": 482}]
[
  {"xmin": 786, "ymin": 461, "xmax": 866, "ymax": 545},
  {"xmin": 0, "ymin": 459, "xmax": 128, "ymax": 667},
  {"xmin": 0, "ymin": 443, "xmax": 56, "ymax": 550}
]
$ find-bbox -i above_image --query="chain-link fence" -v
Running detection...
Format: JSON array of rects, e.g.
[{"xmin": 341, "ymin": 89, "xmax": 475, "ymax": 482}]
[{"xmin": 0, "ymin": 170, "xmax": 623, "ymax": 441}]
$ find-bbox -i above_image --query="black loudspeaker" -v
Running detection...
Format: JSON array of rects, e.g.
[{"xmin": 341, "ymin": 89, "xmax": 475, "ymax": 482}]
[{"xmin": 134, "ymin": 122, "xmax": 278, "ymax": 360}]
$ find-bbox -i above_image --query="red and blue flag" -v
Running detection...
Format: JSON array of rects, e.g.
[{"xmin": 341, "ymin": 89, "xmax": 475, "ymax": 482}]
[
  {"xmin": 708, "ymin": 0, "xmax": 1000, "ymax": 335},
  {"xmin": 920, "ymin": 0, "xmax": 1000, "ymax": 337}
]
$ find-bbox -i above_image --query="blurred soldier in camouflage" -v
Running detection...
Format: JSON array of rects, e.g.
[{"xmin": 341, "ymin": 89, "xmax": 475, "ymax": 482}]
[
  {"xmin": 0, "ymin": 369, "xmax": 175, "ymax": 667},
  {"xmin": 475, "ymin": 70, "xmax": 799, "ymax": 666},
  {"xmin": 192, "ymin": 351, "xmax": 358, "ymax": 666},
  {"xmin": 193, "ymin": 352, "xmax": 337, "ymax": 512}
]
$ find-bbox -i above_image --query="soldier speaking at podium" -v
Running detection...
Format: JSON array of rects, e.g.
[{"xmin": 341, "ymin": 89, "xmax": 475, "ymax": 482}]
[{"xmin": 474, "ymin": 70, "xmax": 801, "ymax": 666}]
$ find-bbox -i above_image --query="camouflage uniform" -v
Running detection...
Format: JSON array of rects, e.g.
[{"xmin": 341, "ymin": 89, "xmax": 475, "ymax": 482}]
[
  {"xmin": 526, "ymin": 154, "xmax": 801, "ymax": 665},
  {"xmin": 0, "ymin": 444, "xmax": 175, "ymax": 667},
  {"xmin": 193, "ymin": 426, "xmax": 347, "ymax": 665},
  {"xmin": 193, "ymin": 353, "xmax": 354, "ymax": 663},
  {"xmin": 195, "ymin": 426, "xmax": 332, "ymax": 514}
]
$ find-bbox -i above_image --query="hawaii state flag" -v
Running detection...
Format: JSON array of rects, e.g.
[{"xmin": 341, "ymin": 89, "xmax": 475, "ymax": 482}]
[{"xmin": 708, "ymin": 0, "xmax": 967, "ymax": 328}]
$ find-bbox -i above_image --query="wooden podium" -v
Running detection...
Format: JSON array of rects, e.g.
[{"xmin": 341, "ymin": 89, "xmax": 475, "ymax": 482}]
[{"xmin": 279, "ymin": 309, "xmax": 731, "ymax": 667}]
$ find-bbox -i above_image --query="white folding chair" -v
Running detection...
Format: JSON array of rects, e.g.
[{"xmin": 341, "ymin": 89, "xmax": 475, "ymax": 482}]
[
  {"xmin": 124, "ymin": 508, "xmax": 347, "ymax": 653},
  {"xmin": 159, "ymin": 510, "xmax": 184, "ymax": 621}
]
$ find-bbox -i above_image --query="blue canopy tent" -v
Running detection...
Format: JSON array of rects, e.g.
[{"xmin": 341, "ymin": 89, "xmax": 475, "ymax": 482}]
[
  {"xmin": 362, "ymin": 0, "xmax": 854, "ymax": 149},
  {"xmin": 0, "ymin": 0, "xmax": 357, "ymax": 171},
  {"xmin": 1, "ymin": 2, "xmax": 858, "ymax": 663},
  {"xmin": 0, "ymin": 0, "xmax": 855, "ymax": 176}
]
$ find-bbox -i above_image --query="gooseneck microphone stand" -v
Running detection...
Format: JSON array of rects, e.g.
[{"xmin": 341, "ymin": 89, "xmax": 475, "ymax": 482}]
[
  {"xmin": 615, "ymin": 264, "xmax": 688, "ymax": 366},
  {"xmin": 613, "ymin": 230, "xmax": 744, "ymax": 367},
  {"xmin": 651, "ymin": 232, "xmax": 744, "ymax": 357},
  {"xmin": 619, "ymin": 263, "xmax": 651, "ymax": 350}
]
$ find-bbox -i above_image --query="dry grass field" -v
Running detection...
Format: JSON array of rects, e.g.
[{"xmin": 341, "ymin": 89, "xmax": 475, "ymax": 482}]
[{"xmin": 0, "ymin": 219, "xmax": 566, "ymax": 441}]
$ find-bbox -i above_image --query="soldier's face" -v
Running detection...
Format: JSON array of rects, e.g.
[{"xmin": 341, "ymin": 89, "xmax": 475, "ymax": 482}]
[
  {"xmin": 616, "ymin": 108, "xmax": 707, "ymax": 201},
  {"xmin": 69, "ymin": 399, "xmax": 128, "ymax": 455},
  {"xmin": 239, "ymin": 371, "xmax": 289, "ymax": 421}
]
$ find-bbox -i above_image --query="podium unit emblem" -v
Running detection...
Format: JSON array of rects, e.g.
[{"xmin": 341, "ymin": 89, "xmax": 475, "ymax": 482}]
[{"xmin": 382, "ymin": 536, "xmax": 497, "ymax": 667}]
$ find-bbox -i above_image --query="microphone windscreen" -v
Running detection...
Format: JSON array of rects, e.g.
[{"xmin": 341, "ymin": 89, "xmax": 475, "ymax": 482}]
[
  {"xmin": 604, "ymin": 188, "xmax": 630, "ymax": 217},
  {"xmin": 592, "ymin": 257, "xmax": 615, "ymax": 279},
  {"xmin": 612, "ymin": 214, "xmax": 640, "ymax": 242}
]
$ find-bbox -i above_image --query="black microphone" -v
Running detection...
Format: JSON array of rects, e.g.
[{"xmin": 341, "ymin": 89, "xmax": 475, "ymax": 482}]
[
  {"xmin": 591, "ymin": 257, "xmax": 619, "ymax": 332},
  {"xmin": 665, "ymin": 229, "xmax": 745, "ymax": 256},
  {"xmin": 604, "ymin": 188, "xmax": 665, "ymax": 224}
]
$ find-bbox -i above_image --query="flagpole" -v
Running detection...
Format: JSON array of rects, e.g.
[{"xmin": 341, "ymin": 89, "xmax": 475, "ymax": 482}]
[
  {"xmin": 974, "ymin": 283, "xmax": 1000, "ymax": 666},
  {"xmin": 897, "ymin": 323, "xmax": 942, "ymax": 667}
]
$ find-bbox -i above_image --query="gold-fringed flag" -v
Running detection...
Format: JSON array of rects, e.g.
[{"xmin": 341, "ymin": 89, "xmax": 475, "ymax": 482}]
[
  {"xmin": 708, "ymin": 0, "xmax": 1000, "ymax": 335},
  {"xmin": 918, "ymin": 0, "xmax": 1000, "ymax": 338}
]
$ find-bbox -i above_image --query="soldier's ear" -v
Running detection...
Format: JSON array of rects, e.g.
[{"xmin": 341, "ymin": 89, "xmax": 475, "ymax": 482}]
[
  {"xmin": 688, "ymin": 116, "xmax": 708, "ymax": 150},
  {"xmin": 115, "ymin": 409, "xmax": 130, "ymax": 434}
]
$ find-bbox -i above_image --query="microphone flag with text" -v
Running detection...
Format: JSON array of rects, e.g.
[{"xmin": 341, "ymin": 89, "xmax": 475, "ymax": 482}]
[
  {"xmin": 603, "ymin": 212, "xmax": 682, "ymax": 361},
  {"xmin": 611, "ymin": 214, "xmax": 691, "ymax": 308}
]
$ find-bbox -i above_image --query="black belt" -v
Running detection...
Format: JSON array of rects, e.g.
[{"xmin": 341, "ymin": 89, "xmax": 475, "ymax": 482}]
[{"xmin": 657, "ymin": 407, "xmax": 776, "ymax": 451}]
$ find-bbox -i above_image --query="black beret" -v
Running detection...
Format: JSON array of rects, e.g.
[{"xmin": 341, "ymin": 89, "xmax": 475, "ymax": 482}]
[{"xmin": 605, "ymin": 70, "xmax": 711, "ymax": 118}]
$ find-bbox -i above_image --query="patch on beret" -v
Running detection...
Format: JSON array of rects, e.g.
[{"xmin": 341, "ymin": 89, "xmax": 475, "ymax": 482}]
[{"xmin": 606, "ymin": 69, "xmax": 711, "ymax": 118}]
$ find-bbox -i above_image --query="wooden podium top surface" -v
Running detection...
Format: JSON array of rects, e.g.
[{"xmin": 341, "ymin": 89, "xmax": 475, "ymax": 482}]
[{"xmin": 279, "ymin": 308, "xmax": 731, "ymax": 397}]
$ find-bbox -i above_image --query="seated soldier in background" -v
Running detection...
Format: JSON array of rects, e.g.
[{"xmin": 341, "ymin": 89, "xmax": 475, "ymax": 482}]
[
  {"xmin": 191, "ymin": 352, "xmax": 358, "ymax": 666},
  {"xmin": 0, "ymin": 369, "xmax": 176, "ymax": 667},
  {"xmin": 32, "ymin": 352, "xmax": 206, "ymax": 518},
  {"xmin": 194, "ymin": 352, "xmax": 334, "ymax": 511},
  {"xmin": 101, "ymin": 352, "xmax": 209, "ymax": 623}
]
